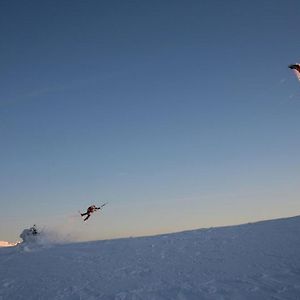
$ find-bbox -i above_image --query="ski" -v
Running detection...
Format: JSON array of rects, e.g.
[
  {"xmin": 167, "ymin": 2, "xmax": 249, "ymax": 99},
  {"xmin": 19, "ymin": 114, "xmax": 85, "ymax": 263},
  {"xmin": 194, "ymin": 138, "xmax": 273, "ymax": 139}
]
[{"xmin": 99, "ymin": 202, "xmax": 108, "ymax": 209}]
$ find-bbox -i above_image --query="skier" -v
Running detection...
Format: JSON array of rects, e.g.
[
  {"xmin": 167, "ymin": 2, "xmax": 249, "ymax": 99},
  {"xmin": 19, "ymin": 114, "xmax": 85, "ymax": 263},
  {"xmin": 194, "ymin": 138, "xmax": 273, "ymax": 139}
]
[
  {"xmin": 30, "ymin": 224, "xmax": 38, "ymax": 235},
  {"xmin": 80, "ymin": 205, "xmax": 101, "ymax": 221}
]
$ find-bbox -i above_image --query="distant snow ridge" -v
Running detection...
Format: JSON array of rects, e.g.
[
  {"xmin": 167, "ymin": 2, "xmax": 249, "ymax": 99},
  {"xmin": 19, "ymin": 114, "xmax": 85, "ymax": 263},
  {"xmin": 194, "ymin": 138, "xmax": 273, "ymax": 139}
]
[
  {"xmin": 1, "ymin": 216, "xmax": 300, "ymax": 299},
  {"xmin": 0, "ymin": 241, "xmax": 17, "ymax": 247}
]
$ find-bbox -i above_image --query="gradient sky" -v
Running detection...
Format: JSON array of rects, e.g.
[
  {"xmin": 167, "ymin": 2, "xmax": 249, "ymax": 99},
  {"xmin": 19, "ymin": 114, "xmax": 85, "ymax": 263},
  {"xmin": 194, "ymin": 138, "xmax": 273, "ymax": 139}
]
[{"xmin": 1, "ymin": 0, "xmax": 300, "ymax": 242}]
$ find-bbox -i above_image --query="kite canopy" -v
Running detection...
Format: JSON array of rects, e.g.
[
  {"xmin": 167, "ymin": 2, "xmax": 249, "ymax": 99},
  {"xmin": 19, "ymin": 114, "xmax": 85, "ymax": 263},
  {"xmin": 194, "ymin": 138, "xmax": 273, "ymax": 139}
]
[{"xmin": 289, "ymin": 64, "xmax": 300, "ymax": 81}]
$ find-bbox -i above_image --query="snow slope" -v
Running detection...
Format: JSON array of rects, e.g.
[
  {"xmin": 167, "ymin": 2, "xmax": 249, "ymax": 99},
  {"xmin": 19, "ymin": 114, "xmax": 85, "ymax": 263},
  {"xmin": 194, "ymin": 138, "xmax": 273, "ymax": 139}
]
[{"xmin": 0, "ymin": 216, "xmax": 300, "ymax": 300}]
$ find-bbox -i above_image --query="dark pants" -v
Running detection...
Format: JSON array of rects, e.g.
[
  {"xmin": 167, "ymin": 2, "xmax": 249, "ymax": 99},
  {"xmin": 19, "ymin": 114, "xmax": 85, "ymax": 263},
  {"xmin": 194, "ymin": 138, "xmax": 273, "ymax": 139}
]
[{"xmin": 81, "ymin": 212, "xmax": 91, "ymax": 221}]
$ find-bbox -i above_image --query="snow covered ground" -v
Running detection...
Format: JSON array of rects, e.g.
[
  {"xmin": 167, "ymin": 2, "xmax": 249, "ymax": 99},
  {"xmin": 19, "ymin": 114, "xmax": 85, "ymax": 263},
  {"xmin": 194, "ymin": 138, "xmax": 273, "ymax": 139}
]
[{"xmin": 0, "ymin": 216, "xmax": 300, "ymax": 300}]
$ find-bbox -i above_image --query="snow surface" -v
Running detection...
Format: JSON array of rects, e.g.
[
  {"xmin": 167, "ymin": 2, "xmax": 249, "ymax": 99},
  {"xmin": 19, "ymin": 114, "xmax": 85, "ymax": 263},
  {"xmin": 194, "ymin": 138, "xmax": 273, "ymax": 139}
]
[{"xmin": 1, "ymin": 216, "xmax": 300, "ymax": 300}]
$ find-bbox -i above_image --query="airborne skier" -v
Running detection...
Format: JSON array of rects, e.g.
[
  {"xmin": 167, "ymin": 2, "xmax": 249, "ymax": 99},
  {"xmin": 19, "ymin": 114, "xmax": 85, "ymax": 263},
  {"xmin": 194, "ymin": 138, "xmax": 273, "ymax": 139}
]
[{"xmin": 80, "ymin": 203, "xmax": 107, "ymax": 221}]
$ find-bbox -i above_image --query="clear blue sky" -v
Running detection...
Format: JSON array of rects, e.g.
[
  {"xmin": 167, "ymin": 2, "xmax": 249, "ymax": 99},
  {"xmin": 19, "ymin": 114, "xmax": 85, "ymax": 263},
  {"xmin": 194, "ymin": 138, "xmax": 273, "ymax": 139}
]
[{"xmin": 1, "ymin": 0, "xmax": 300, "ymax": 242}]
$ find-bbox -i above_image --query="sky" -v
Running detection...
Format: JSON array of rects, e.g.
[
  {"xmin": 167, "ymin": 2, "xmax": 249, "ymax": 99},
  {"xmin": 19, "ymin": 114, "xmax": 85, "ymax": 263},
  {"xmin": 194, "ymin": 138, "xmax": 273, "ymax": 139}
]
[{"xmin": 1, "ymin": 0, "xmax": 300, "ymax": 242}]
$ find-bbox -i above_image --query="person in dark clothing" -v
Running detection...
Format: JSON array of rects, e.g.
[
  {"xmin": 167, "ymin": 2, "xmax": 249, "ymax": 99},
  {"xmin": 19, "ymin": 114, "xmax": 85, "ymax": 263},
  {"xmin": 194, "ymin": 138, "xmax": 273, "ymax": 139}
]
[
  {"xmin": 81, "ymin": 205, "xmax": 101, "ymax": 221},
  {"xmin": 30, "ymin": 224, "xmax": 38, "ymax": 235}
]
